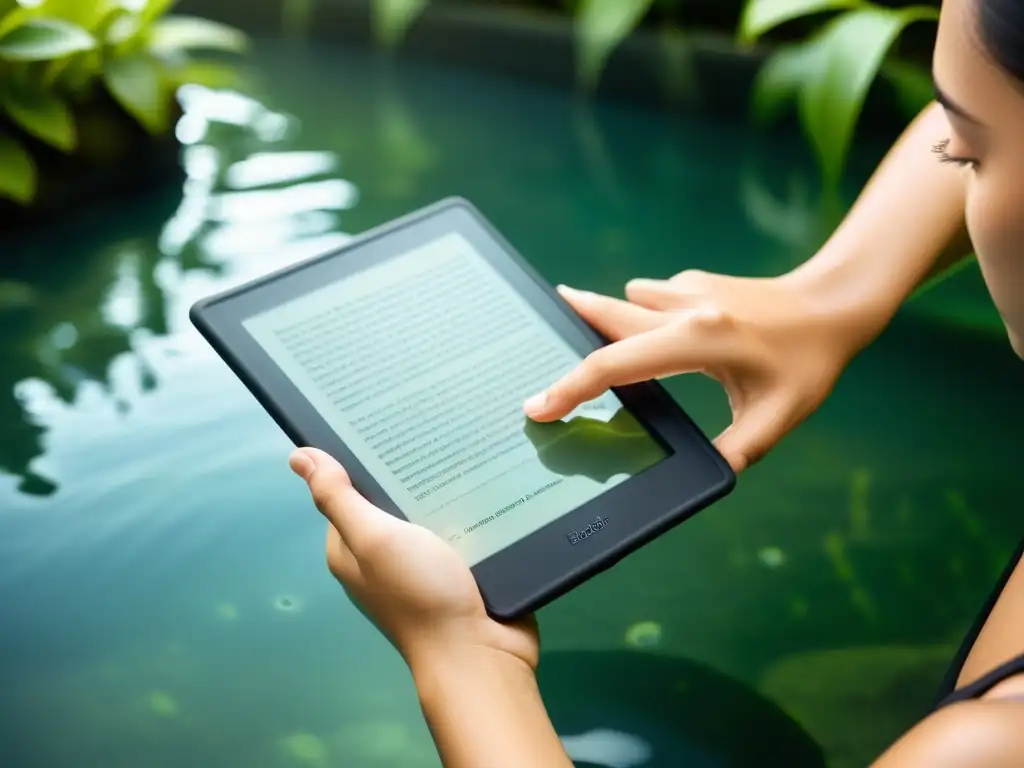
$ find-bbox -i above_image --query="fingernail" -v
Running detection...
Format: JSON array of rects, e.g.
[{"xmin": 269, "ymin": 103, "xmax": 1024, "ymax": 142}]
[
  {"xmin": 288, "ymin": 449, "xmax": 315, "ymax": 480},
  {"xmin": 524, "ymin": 392, "xmax": 548, "ymax": 414},
  {"xmin": 557, "ymin": 284, "xmax": 585, "ymax": 299}
]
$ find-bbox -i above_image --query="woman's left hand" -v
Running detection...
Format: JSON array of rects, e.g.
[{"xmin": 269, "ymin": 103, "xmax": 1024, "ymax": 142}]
[{"xmin": 288, "ymin": 448, "xmax": 540, "ymax": 673}]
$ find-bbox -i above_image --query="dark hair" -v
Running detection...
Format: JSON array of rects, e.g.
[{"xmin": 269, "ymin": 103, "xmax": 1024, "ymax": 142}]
[{"xmin": 978, "ymin": 0, "xmax": 1024, "ymax": 83}]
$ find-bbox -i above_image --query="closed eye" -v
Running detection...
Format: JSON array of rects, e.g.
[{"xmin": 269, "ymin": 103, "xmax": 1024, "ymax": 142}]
[{"xmin": 932, "ymin": 138, "xmax": 980, "ymax": 170}]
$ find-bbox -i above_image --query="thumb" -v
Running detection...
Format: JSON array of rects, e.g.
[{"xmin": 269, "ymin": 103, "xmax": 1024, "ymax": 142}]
[
  {"xmin": 712, "ymin": 396, "xmax": 794, "ymax": 474},
  {"xmin": 288, "ymin": 447, "xmax": 392, "ymax": 548}
]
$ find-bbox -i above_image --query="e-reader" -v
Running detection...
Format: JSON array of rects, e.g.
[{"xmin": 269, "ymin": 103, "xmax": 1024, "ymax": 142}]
[{"xmin": 190, "ymin": 197, "xmax": 735, "ymax": 619}]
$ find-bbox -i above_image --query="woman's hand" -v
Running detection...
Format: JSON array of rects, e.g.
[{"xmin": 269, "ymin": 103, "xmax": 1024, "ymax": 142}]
[
  {"xmin": 289, "ymin": 449, "xmax": 572, "ymax": 768},
  {"xmin": 288, "ymin": 448, "xmax": 539, "ymax": 672},
  {"xmin": 525, "ymin": 271, "xmax": 864, "ymax": 473}
]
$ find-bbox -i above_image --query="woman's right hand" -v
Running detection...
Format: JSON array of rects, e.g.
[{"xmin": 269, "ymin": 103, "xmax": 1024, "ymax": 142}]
[{"xmin": 524, "ymin": 270, "xmax": 864, "ymax": 473}]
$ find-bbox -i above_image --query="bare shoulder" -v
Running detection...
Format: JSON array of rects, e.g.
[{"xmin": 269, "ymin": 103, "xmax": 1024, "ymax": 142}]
[{"xmin": 873, "ymin": 698, "xmax": 1024, "ymax": 767}]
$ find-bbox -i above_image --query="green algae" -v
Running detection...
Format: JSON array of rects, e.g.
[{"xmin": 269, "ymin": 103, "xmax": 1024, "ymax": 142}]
[{"xmin": 145, "ymin": 691, "xmax": 180, "ymax": 718}]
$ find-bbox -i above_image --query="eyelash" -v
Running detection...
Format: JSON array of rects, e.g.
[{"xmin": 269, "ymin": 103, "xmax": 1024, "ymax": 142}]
[{"xmin": 932, "ymin": 138, "xmax": 978, "ymax": 170}]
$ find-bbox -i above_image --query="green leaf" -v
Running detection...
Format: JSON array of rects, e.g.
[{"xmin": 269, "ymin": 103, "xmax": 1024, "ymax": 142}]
[
  {"xmin": 140, "ymin": 0, "xmax": 177, "ymax": 25},
  {"xmin": 0, "ymin": 132, "xmax": 37, "ymax": 204},
  {"xmin": 738, "ymin": 0, "xmax": 862, "ymax": 45},
  {"xmin": 575, "ymin": 0, "xmax": 655, "ymax": 91},
  {"xmin": 32, "ymin": 0, "xmax": 121, "ymax": 32},
  {"xmin": 2, "ymin": 87, "xmax": 75, "ymax": 150},
  {"xmin": 798, "ymin": 5, "xmax": 938, "ymax": 187},
  {"xmin": 371, "ymin": 0, "xmax": 428, "ymax": 48},
  {"xmin": 166, "ymin": 57, "xmax": 242, "ymax": 89},
  {"xmin": 32, "ymin": 2, "xmax": 121, "ymax": 87},
  {"xmin": 147, "ymin": 15, "xmax": 247, "ymax": 55},
  {"xmin": 0, "ymin": 18, "xmax": 94, "ymax": 61},
  {"xmin": 105, "ymin": 12, "xmax": 143, "ymax": 47},
  {"xmin": 883, "ymin": 59, "xmax": 934, "ymax": 118},
  {"xmin": 909, "ymin": 251, "xmax": 976, "ymax": 300},
  {"xmin": 104, "ymin": 52, "xmax": 170, "ymax": 134},
  {"xmin": 751, "ymin": 40, "xmax": 822, "ymax": 125}
]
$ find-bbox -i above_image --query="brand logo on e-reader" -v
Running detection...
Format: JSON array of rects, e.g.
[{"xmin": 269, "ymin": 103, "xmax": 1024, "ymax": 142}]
[{"xmin": 566, "ymin": 517, "xmax": 610, "ymax": 545}]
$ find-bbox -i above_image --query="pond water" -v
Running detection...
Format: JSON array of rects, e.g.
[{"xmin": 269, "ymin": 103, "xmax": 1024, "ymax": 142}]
[{"xmin": 1, "ymin": 38, "xmax": 1022, "ymax": 768}]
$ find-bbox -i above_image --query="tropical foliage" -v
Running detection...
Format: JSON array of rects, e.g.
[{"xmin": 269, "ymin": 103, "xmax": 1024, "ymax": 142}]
[
  {"xmin": 0, "ymin": 0, "xmax": 247, "ymax": 205},
  {"xmin": 369, "ymin": 0, "xmax": 939, "ymax": 188},
  {"xmin": 740, "ymin": 0, "xmax": 938, "ymax": 189}
]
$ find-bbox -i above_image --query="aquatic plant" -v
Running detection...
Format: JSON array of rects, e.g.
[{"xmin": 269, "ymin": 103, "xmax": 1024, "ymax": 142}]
[
  {"xmin": 144, "ymin": 690, "xmax": 180, "ymax": 717},
  {"xmin": 278, "ymin": 732, "xmax": 329, "ymax": 767},
  {"xmin": 332, "ymin": 720, "xmax": 438, "ymax": 766},
  {"xmin": 624, "ymin": 620, "xmax": 663, "ymax": 649},
  {"xmin": 0, "ymin": 0, "xmax": 247, "ymax": 205},
  {"xmin": 849, "ymin": 468, "xmax": 871, "ymax": 540},
  {"xmin": 758, "ymin": 546, "xmax": 787, "ymax": 568},
  {"xmin": 824, "ymin": 530, "xmax": 876, "ymax": 622}
]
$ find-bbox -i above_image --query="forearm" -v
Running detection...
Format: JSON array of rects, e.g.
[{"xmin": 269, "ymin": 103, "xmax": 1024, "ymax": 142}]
[
  {"xmin": 786, "ymin": 101, "xmax": 972, "ymax": 352},
  {"xmin": 411, "ymin": 647, "xmax": 572, "ymax": 768}
]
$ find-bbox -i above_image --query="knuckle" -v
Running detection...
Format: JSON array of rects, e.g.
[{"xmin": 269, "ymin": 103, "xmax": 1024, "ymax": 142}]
[
  {"xmin": 689, "ymin": 305, "xmax": 737, "ymax": 333},
  {"xmin": 579, "ymin": 350, "xmax": 612, "ymax": 385},
  {"xmin": 671, "ymin": 268, "xmax": 708, "ymax": 286},
  {"xmin": 309, "ymin": 478, "xmax": 335, "ymax": 514}
]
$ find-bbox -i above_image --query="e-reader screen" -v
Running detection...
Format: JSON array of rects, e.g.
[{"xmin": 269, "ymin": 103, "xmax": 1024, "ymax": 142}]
[{"xmin": 242, "ymin": 232, "xmax": 670, "ymax": 566}]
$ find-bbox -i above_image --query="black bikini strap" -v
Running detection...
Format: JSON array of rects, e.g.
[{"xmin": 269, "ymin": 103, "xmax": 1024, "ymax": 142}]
[{"xmin": 936, "ymin": 654, "xmax": 1024, "ymax": 709}]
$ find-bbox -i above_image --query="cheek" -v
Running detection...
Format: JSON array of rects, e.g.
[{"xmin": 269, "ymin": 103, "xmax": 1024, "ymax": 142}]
[{"xmin": 964, "ymin": 174, "xmax": 1024, "ymax": 356}]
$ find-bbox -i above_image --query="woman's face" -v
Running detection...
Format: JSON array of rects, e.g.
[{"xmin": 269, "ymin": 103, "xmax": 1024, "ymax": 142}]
[{"xmin": 934, "ymin": 0, "xmax": 1024, "ymax": 356}]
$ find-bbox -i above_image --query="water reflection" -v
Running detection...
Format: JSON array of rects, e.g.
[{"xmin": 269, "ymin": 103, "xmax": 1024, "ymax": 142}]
[
  {"xmin": 0, "ymin": 84, "xmax": 352, "ymax": 498},
  {"xmin": 524, "ymin": 408, "xmax": 668, "ymax": 483}
]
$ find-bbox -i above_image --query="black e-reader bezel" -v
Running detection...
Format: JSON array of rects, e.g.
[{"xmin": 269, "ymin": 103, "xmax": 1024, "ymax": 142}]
[{"xmin": 190, "ymin": 197, "xmax": 735, "ymax": 620}]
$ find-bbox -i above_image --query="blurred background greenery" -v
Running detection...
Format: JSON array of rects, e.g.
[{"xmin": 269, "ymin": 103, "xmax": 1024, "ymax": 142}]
[
  {"xmin": 367, "ymin": 0, "xmax": 940, "ymax": 188},
  {"xmin": 0, "ymin": 0, "xmax": 247, "ymax": 212},
  {"xmin": 2, "ymin": 2, "xmax": 1020, "ymax": 768},
  {"xmin": 1, "ymin": 0, "xmax": 941, "ymax": 209}
]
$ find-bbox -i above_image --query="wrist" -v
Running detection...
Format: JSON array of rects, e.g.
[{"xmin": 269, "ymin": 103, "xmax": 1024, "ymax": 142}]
[
  {"xmin": 407, "ymin": 637, "xmax": 571, "ymax": 768},
  {"xmin": 780, "ymin": 247, "xmax": 905, "ymax": 357},
  {"xmin": 410, "ymin": 641, "xmax": 539, "ymax": 709}
]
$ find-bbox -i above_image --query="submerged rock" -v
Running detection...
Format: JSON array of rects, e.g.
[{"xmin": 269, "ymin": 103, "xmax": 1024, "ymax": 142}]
[
  {"xmin": 759, "ymin": 645, "xmax": 955, "ymax": 768},
  {"xmin": 538, "ymin": 649, "xmax": 826, "ymax": 767}
]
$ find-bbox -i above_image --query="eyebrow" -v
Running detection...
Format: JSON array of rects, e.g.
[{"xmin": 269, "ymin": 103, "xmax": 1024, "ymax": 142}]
[{"xmin": 932, "ymin": 75, "xmax": 986, "ymax": 126}]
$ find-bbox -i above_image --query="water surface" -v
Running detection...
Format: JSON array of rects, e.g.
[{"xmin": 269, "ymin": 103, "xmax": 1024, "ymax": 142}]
[{"xmin": 1, "ymin": 39, "xmax": 1021, "ymax": 768}]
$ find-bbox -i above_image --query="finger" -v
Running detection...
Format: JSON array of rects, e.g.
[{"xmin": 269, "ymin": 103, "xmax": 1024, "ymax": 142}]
[
  {"xmin": 713, "ymin": 395, "xmax": 796, "ymax": 474},
  {"xmin": 526, "ymin": 318, "xmax": 731, "ymax": 421},
  {"xmin": 557, "ymin": 284, "xmax": 664, "ymax": 341},
  {"xmin": 325, "ymin": 522, "xmax": 360, "ymax": 584},
  {"xmin": 289, "ymin": 448, "xmax": 395, "ymax": 551},
  {"xmin": 669, "ymin": 268, "xmax": 710, "ymax": 286},
  {"xmin": 625, "ymin": 278, "xmax": 697, "ymax": 312}
]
